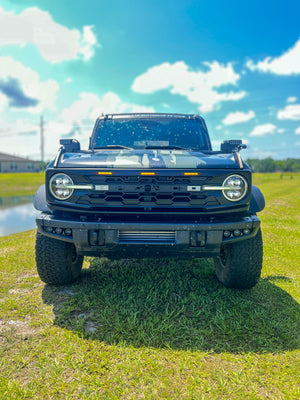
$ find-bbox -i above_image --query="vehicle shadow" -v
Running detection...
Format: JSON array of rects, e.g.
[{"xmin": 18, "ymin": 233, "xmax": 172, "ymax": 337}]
[{"xmin": 42, "ymin": 257, "xmax": 300, "ymax": 354}]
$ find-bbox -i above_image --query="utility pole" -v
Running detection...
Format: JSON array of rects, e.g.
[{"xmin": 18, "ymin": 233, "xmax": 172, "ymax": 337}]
[{"xmin": 40, "ymin": 115, "xmax": 44, "ymax": 168}]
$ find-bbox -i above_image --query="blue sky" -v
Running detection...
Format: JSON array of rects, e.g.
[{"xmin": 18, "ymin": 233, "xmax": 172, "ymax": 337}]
[{"xmin": 0, "ymin": 0, "xmax": 299, "ymax": 160}]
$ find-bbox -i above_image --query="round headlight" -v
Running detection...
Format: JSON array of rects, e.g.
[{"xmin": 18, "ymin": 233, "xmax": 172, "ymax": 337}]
[
  {"xmin": 49, "ymin": 173, "xmax": 74, "ymax": 200},
  {"xmin": 222, "ymin": 175, "xmax": 248, "ymax": 202}
]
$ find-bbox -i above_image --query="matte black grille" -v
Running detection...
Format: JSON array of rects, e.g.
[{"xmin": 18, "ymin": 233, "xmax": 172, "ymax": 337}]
[{"xmin": 74, "ymin": 175, "xmax": 220, "ymax": 209}]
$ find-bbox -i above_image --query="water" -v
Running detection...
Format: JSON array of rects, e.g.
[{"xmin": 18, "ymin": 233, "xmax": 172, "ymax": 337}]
[{"xmin": 0, "ymin": 196, "xmax": 40, "ymax": 237}]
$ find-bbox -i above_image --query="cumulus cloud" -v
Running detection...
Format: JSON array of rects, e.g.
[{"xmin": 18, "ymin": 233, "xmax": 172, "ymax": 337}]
[
  {"xmin": 0, "ymin": 56, "xmax": 59, "ymax": 112},
  {"xmin": 0, "ymin": 6, "xmax": 99, "ymax": 63},
  {"xmin": 246, "ymin": 38, "xmax": 300, "ymax": 75},
  {"xmin": 132, "ymin": 61, "xmax": 246, "ymax": 113},
  {"xmin": 249, "ymin": 123, "xmax": 277, "ymax": 137},
  {"xmin": 62, "ymin": 92, "xmax": 155, "ymax": 124},
  {"xmin": 222, "ymin": 110, "xmax": 255, "ymax": 125},
  {"xmin": 277, "ymin": 104, "xmax": 300, "ymax": 120},
  {"xmin": 295, "ymin": 127, "xmax": 300, "ymax": 135},
  {"xmin": 0, "ymin": 118, "xmax": 41, "ymax": 158},
  {"xmin": 287, "ymin": 96, "xmax": 297, "ymax": 103}
]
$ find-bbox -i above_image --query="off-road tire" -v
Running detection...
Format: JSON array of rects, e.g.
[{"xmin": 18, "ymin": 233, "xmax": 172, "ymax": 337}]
[
  {"xmin": 214, "ymin": 228, "xmax": 263, "ymax": 289},
  {"xmin": 35, "ymin": 232, "xmax": 83, "ymax": 285}
]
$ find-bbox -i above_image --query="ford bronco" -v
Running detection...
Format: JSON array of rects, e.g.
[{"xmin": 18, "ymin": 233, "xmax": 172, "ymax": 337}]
[{"xmin": 34, "ymin": 113, "xmax": 265, "ymax": 288}]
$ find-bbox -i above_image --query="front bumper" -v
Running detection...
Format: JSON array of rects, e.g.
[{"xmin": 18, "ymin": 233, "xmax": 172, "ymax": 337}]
[{"xmin": 36, "ymin": 213, "xmax": 260, "ymax": 258}]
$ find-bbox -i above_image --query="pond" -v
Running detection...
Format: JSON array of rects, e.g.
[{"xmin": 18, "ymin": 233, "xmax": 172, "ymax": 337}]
[{"xmin": 0, "ymin": 196, "xmax": 40, "ymax": 237}]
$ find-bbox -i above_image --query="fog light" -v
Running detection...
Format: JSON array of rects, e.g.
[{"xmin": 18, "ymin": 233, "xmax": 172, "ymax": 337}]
[
  {"xmin": 233, "ymin": 229, "xmax": 241, "ymax": 236},
  {"xmin": 55, "ymin": 227, "xmax": 63, "ymax": 234},
  {"xmin": 223, "ymin": 230, "xmax": 231, "ymax": 238},
  {"xmin": 65, "ymin": 228, "xmax": 72, "ymax": 236},
  {"xmin": 243, "ymin": 228, "xmax": 250, "ymax": 235},
  {"xmin": 45, "ymin": 226, "xmax": 53, "ymax": 233}
]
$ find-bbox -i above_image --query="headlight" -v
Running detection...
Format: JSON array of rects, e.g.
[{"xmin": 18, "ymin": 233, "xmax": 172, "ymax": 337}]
[
  {"xmin": 222, "ymin": 175, "xmax": 248, "ymax": 202},
  {"xmin": 49, "ymin": 173, "xmax": 74, "ymax": 200}
]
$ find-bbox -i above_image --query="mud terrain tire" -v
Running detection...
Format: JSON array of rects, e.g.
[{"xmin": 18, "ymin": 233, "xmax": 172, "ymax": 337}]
[
  {"xmin": 35, "ymin": 232, "xmax": 83, "ymax": 285},
  {"xmin": 214, "ymin": 228, "xmax": 263, "ymax": 289}
]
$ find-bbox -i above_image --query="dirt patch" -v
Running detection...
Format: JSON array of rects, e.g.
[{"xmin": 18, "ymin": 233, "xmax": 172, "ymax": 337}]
[
  {"xmin": 0, "ymin": 316, "xmax": 37, "ymax": 337},
  {"xmin": 8, "ymin": 288, "xmax": 31, "ymax": 295}
]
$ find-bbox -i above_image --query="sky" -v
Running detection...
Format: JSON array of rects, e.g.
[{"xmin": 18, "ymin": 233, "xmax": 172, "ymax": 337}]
[{"xmin": 0, "ymin": 0, "xmax": 299, "ymax": 161}]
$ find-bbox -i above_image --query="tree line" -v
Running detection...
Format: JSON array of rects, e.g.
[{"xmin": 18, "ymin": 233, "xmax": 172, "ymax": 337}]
[{"xmin": 245, "ymin": 158, "xmax": 300, "ymax": 172}]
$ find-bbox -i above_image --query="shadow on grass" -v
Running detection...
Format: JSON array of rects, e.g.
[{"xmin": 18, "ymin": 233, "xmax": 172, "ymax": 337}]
[{"xmin": 42, "ymin": 258, "xmax": 300, "ymax": 354}]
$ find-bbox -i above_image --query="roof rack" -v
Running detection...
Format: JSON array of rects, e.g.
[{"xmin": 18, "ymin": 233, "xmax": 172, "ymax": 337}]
[{"xmin": 98, "ymin": 113, "xmax": 202, "ymax": 120}]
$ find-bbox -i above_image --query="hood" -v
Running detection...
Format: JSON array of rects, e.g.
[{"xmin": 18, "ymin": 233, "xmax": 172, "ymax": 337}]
[{"xmin": 57, "ymin": 149, "xmax": 240, "ymax": 169}]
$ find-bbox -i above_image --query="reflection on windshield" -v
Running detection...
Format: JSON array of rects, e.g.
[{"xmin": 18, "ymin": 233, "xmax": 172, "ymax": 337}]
[{"xmin": 94, "ymin": 118, "xmax": 209, "ymax": 150}]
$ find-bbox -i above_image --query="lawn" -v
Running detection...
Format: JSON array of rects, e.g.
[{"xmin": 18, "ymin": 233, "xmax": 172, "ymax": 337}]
[
  {"xmin": 0, "ymin": 173, "xmax": 299, "ymax": 399},
  {"xmin": 0, "ymin": 172, "xmax": 45, "ymax": 197}
]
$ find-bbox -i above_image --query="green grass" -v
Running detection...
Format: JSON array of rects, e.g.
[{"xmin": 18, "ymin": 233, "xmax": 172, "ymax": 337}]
[
  {"xmin": 0, "ymin": 172, "xmax": 45, "ymax": 197},
  {"xmin": 0, "ymin": 173, "xmax": 299, "ymax": 399}
]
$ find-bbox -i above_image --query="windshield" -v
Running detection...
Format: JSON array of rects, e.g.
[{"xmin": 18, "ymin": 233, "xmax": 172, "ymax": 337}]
[{"xmin": 93, "ymin": 118, "xmax": 210, "ymax": 150}]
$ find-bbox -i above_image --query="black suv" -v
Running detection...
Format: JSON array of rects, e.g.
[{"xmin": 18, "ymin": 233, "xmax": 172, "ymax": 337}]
[{"xmin": 34, "ymin": 113, "xmax": 265, "ymax": 288}]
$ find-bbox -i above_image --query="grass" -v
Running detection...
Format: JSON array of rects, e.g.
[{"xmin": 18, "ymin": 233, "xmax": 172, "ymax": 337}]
[
  {"xmin": 0, "ymin": 173, "xmax": 299, "ymax": 399},
  {"xmin": 0, "ymin": 172, "xmax": 45, "ymax": 197}
]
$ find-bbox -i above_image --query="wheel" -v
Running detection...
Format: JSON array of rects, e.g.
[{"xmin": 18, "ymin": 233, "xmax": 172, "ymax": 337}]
[
  {"xmin": 35, "ymin": 232, "xmax": 83, "ymax": 285},
  {"xmin": 214, "ymin": 228, "xmax": 263, "ymax": 289}
]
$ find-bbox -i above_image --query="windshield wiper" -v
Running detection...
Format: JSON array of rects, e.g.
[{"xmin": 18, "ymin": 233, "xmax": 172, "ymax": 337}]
[
  {"xmin": 144, "ymin": 145, "xmax": 187, "ymax": 150},
  {"xmin": 94, "ymin": 145, "xmax": 133, "ymax": 150}
]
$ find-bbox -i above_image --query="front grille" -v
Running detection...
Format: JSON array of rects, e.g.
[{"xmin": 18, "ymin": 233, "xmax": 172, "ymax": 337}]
[
  {"xmin": 118, "ymin": 230, "xmax": 176, "ymax": 243},
  {"xmin": 75, "ymin": 175, "xmax": 220, "ymax": 208}
]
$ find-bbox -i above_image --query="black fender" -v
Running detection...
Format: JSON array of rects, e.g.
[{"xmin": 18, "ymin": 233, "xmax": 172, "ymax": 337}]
[
  {"xmin": 34, "ymin": 184, "xmax": 51, "ymax": 213},
  {"xmin": 249, "ymin": 185, "xmax": 265, "ymax": 213}
]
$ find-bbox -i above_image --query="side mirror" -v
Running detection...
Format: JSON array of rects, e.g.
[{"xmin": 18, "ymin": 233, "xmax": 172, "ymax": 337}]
[
  {"xmin": 59, "ymin": 139, "xmax": 81, "ymax": 153},
  {"xmin": 221, "ymin": 140, "xmax": 247, "ymax": 153}
]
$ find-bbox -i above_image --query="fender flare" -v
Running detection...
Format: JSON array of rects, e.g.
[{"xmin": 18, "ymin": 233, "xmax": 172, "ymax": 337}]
[
  {"xmin": 33, "ymin": 184, "xmax": 51, "ymax": 213},
  {"xmin": 249, "ymin": 185, "xmax": 265, "ymax": 213}
]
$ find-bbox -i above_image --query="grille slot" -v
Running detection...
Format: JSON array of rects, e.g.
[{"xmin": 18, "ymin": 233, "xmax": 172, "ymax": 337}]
[{"xmin": 118, "ymin": 230, "xmax": 176, "ymax": 243}]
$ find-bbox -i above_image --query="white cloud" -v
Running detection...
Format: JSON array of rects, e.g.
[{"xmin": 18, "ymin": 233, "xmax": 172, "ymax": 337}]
[
  {"xmin": 132, "ymin": 61, "xmax": 246, "ymax": 113},
  {"xmin": 0, "ymin": 118, "xmax": 41, "ymax": 158},
  {"xmin": 277, "ymin": 104, "xmax": 300, "ymax": 120},
  {"xmin": 0, "ymin": 93, "xmax": 6, "ymax": 111},
  {"xmin": 246, "ymin": 38, "xmax": 300, "ymax": 75},
  {"xmin": 244, "ymin": 148, "xmax": 277, "ymax": 159},
  {"xmin": 0, "ymin": 56, "xmax": 59, "ymax": 113},
  {"xmin": 0, "ymin": 6, "xmax": 99, "ymax": 63},
  {"xmin": 295, "ymin": 127, "xmax": 300, "ymax": 135},
  {"xmin": 62, "ymin": 91, "xmax": 155, "ymax": 124},
  {"xmin": 287, "ymin": 96, "xmax": 297, "ymax": 103},
  {"xmin": 249, "ymin": 123, "xmax": 277, "ymax": 137},
  {"xmin": 222, "ymin": 110, "xmax": 255, "ymax": 125}
]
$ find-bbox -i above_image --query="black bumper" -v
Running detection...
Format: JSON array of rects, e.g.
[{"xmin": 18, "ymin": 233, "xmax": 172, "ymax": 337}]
[{"xmin": 36, "ymin": 213, "xmax": 261, "ymax": 259}]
